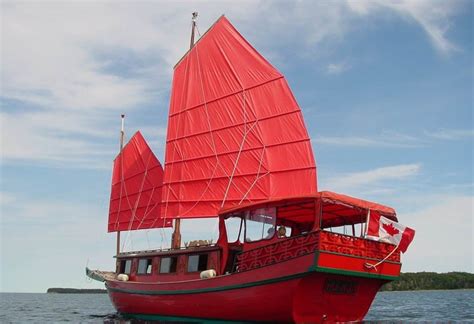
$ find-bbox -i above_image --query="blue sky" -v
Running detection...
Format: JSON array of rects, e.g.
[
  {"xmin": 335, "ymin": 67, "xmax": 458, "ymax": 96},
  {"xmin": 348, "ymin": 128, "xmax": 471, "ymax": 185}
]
[{"xmin": 1, "ymin": 1, "xmax": 472, "ymax": 293}]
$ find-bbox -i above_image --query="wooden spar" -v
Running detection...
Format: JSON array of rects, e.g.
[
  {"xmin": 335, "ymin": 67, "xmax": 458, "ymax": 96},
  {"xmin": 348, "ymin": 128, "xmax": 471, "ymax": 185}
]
[
  {"xmin": 117, "ymin": 114, "xmax": 125, "ymax": 256},
  {"xmin": 171, "ymin": 12, "xmax": 198, "ymax": 249}
]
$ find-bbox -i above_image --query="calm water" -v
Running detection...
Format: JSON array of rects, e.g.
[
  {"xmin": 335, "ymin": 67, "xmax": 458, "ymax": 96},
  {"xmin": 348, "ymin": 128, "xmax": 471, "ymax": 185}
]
[{"xmin": 1, "ymin": 290, "xmax": 473, "ymax": 323}]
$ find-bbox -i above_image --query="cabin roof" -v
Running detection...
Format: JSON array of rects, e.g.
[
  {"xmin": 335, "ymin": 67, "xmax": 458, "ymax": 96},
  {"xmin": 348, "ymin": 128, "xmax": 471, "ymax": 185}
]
[
  {"xmin": 115, "ymin": 245, "xmax": 219, "ymax": 259},
  {"xmin": 318, "ymin": 191, "xmax": 396, "ymax": 217},
  {"xmin": 219, "ymin": 191, "xmax": 395, "ymax": 216},
  {"xmin": 218, "ymin": 191, "xmax": 397, "ymax": 227}
]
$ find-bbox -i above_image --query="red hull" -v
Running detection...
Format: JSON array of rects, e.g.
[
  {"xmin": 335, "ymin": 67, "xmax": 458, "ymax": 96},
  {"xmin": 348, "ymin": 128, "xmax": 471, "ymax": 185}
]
[{"xmin": 106, "ymin": 247, "xmax": 396, "ymax": 323}]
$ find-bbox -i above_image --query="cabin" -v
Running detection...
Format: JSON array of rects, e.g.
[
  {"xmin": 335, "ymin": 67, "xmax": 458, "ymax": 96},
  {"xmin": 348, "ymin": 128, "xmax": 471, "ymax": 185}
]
[{"xmin": 115, "ymin": 191, "xmax": 400, "ymax": 281}]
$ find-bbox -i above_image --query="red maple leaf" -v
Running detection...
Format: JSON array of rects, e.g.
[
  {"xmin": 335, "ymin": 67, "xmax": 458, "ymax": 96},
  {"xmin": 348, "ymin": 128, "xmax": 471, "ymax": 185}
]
[{"xmin": 382, "ymin": 223, "xmax": 400, "ymax": 236}]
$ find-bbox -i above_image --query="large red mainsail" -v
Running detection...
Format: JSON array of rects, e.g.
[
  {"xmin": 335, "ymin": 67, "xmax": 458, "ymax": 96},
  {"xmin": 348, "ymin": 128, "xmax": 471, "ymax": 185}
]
[
  {"xmin": 162, "ymin": 16, "xmax": 317, "ymax": 219},
  {"xmin": 108, "ymin": 131, "xmax": 173, "ymax": 232}
]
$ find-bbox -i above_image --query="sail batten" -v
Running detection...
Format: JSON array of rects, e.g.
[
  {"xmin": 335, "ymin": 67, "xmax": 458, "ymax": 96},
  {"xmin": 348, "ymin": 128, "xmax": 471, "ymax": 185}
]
[
  {"xmin": 168, "ymin": 76, "xmax": 285, "ymax": 118},
  {"xmin": 164, "ymin": 138, "xmax": 312, "ymax": 165},
  {"xmin": 162, "ymin": 16, "xmax": 317, "ymax": 219},
  {"xmin": 166, "ymin": 108, "xmax": 301, "ymax": 143},
  {"xmin": 108, "ymin": 131, "xmax": 173, "ymax": 232}
]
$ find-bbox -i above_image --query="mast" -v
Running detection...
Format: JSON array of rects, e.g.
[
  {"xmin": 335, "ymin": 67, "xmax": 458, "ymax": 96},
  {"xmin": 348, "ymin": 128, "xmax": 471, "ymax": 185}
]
[
  {"xmin": 171, "ymin": 12, "xmax": 198, "ymax": 249},
  {"xmin": 116, "ymin": 114, "xmax": 125, "ymax": 256}
]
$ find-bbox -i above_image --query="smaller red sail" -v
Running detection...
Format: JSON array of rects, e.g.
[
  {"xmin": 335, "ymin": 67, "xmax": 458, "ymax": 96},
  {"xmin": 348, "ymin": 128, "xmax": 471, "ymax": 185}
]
[{"xmin": 108, "ymin": 131, "xmax": 172, "ymax": 232}]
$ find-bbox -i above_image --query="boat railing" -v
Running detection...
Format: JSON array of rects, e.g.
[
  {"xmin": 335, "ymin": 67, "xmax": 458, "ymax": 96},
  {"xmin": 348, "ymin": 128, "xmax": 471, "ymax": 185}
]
[
  {"xmin": 234, "ymin": 230, "xmax": 400, "ymax": 272},
  {"xmin": 234, "ymin": 231, "xmax": 320, "ymax": 272},
  {"xmin": 318, "ymin": 230, "xmax": 400, "ymax": 262}
]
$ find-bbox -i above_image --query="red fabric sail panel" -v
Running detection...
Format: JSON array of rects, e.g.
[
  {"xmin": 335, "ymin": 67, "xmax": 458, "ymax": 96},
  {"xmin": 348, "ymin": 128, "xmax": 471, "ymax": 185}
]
[
  {"xmin": 162, "ymin": 16, "xmax": 317, "ymax": 219},
  {"xmin": 108, "ymin": 131, "xmax": 173, "ymax": 232}
]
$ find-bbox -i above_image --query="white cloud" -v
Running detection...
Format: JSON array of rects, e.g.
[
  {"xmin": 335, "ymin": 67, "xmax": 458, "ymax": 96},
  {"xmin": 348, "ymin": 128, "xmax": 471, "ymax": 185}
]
[
  {"xmin": 0, "ymin": 193, "xmax": 219, "ymax": 291},
  {"xmin": 0, "ymin": 112, "xmax": 114, "ymax": 168},
  {"xmin": 0, "ymin": 1, "xmax": 464, "ymax": 168},
  {"xmin": 314, "ymin": 127, "xmax": 473, "ymax": 149},
  {"xmin": 401, "ymin": 195, "xmax": 473, "ymax": 272},
  {"xmin": 313, "ymin": 131, "xmax": 425, "ymax": 148},
  {"xmin": 0, "ymin": 3, "xmax": 256, "ymax": 167},
  {"xmin": 1, "ymin": 196, "xmax": 115, "ymax": 292},
  {"xmin": 425, "ymin": 128, "xmax": 474, "ymax": 140},
  {"xmin": 324, "ymin": 163, "xmax": 421, "ymax": 191},
  {"xmin": 0, "ymin": 192, "xmax": 15, "ymax": 207},
  {"xmin": 346, "ymin": 0, "xmax": 463, "ymax": 55},
  {"xmin": 326, "ymin": 62, "xmax": 350, "ymax": 75}
]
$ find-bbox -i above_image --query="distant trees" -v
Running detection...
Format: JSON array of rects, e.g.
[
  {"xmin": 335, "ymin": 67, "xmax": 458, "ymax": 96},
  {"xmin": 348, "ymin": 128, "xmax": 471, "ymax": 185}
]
[{"xmin": 381, "ymin": 272, "xmax": 474, "ymax": 291}]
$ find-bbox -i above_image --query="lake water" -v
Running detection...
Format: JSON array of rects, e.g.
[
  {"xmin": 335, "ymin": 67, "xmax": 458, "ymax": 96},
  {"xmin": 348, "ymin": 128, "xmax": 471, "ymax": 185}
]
[{"xmin": 1, "ymin": 290, "xmax": 473, "ymax": 323}]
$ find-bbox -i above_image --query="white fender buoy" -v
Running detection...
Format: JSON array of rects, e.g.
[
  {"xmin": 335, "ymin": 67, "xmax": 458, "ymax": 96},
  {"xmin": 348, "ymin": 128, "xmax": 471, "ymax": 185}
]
[
  {"xmin": 117, "ymin": 274, "xmax": 129, "ymax": 281},
  {"xmin": 200, "ymin": 269, "xmax": 216, "ymax": 279}
]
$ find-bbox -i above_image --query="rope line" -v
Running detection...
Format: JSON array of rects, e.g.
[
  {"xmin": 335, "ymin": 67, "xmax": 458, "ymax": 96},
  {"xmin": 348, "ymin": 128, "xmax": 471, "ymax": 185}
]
[
  {"xmin": 364, "ymin": 244, "xmax": 399, "ymax": 270},
  {"xmin": 121, "ymin": 150, "xmax": 153, "ymax": 251},
  {"xmin": 175, "ymin": 28, "xmax": 245, "ymax": 217}
]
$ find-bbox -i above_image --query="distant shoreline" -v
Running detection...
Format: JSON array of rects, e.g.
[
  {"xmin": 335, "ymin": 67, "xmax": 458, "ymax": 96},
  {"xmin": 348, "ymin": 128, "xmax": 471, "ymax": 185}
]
[
  {"xmin": 381, "ymin": 272, "xmax": 474, "ymax": 291},
  {"xmin": 43, "ymin": 272, "xmax": 473, "ymax": 294},
  {"xmin": 46, "ymin": 288, "xmax": 107, "ymax": 294}
]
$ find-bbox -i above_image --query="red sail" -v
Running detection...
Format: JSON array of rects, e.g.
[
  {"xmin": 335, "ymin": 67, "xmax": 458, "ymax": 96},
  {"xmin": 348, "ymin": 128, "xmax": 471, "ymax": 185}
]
[
  {"xmin": 108, "ymin": 131, "xmax": 173, "ymax": 232},
  {"xmin": 162, "ymin": 16, "xmax": 317, "ymax": 219}
]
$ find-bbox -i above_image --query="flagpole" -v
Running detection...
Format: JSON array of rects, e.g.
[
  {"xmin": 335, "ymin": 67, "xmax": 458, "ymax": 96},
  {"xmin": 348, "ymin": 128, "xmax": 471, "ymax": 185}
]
[{"xmin": 364, "ymin": 209, "xmax": 371, "ymax": 238}]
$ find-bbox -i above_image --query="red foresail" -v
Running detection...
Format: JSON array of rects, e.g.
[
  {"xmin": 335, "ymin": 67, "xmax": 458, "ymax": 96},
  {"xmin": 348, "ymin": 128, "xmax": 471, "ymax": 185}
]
[
  {"xmin": 162, "ymin": 16, "xmax": 317, "ymax": 219},
  {"xmin": 108, "ymin": 131, "xmax": 173, "ymax": 232}
]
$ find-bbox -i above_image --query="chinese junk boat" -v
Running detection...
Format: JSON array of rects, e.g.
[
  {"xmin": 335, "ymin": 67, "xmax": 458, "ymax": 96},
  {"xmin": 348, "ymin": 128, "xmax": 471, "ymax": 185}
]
[{"xmin": 87, "ymin": 14, "xmax": 415, "ymax": 323}]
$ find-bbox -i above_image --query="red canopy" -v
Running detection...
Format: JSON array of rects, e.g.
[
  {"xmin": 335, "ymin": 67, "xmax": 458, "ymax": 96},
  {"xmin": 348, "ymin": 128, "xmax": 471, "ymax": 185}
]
[
  {"xmin": 162, "ymin": 16, "xmax": 317, "ymax": 219},
  {"xmin": 218, "ymin": 191, "xmax": 397, "ymax": 227},
  {"xmin": 319, "ymin": 191, "xmax": 396, "ymax": 217},
  {"xmin": 319, "ymin": 191, "xmax": 397, "ymax": 227},
  {"xmin": 108, "ymin": 131, "xmax": 173, "ymax": 232}
]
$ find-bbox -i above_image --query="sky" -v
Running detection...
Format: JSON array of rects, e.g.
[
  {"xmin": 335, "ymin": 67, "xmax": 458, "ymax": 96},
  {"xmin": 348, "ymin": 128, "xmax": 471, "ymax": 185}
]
[{"xmin": 0, "ymin": 1, "xmax": 472, "ymax": 293}]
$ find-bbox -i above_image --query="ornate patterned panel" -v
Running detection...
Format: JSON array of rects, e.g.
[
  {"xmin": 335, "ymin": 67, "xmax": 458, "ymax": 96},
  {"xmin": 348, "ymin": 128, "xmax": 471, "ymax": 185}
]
[
  {"xmin": 234, "ymin": 230, "xmax": 400, "ymax": 272},
  {"xmin": 235, "ymin": 232, "xmax": 320, "ymax": 272},
  {"xmin": 319, "ymin": 231, "xmax": 401, "ymax": 262}
]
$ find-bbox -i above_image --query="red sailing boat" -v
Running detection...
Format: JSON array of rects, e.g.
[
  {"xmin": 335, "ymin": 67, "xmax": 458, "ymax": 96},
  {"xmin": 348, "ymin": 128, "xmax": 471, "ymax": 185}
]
[{"xmin": 87, "ymin": 14, "xmax": 415, "ymax": 323}]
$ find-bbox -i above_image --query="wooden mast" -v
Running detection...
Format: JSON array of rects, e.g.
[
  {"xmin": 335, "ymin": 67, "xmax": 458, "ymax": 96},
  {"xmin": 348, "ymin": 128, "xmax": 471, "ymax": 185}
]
[
  {"xmin": 171, "ymin": 12, "xmax": 198, "ymax": 249},
  {"xmin": 116, "ymin": 114, "xmax": 125, "ymax": 256}
]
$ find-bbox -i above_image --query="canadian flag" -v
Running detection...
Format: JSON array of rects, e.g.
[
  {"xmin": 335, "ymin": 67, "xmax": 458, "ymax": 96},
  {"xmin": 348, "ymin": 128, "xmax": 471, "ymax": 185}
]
[{"xmin": 366, "ymin": 212, "xmax": 415, "ymax": 253}]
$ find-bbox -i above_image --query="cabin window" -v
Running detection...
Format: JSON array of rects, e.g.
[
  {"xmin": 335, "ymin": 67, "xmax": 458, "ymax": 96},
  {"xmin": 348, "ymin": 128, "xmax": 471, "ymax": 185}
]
[
  {"xmin": 276, "ymin": 225, "xmax": 292, "ymax": 238},
  {"xmin": 160, "ymin": 257, "xmax": 178, "ymax": 273},
  {"xmin": 120, "ymin": 259, "xmax": 132, "ymax": 274},
  {"xmin": 245, "ymin": 207, "xmax": 276, "ymax": 242},
  {"xmin": 137, "ymin": 258, "xmax": 153, "ymax": 275},
  {"xmin": 225, "ymin": 216, "xmax": 244, "ymax": 243},
  {"xmin": 187, "ymin": 254, "xmax": 209, "ymax": 272}
]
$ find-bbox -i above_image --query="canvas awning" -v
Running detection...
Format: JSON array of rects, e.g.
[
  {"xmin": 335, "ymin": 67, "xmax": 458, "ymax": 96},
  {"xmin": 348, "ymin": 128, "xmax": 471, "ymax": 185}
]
[{"xmin": 218, "ymin": 191, "xmax": 397, "ymax": 227}]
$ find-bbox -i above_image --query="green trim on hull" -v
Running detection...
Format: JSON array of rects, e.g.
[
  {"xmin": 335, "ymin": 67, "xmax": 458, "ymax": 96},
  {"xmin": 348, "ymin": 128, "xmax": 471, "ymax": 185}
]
[
  {"xmin": 107, "ymin": 266, "xmax": 398, "ymax": 297},
  {"xmin": 122, "ymin": 312, "xmax": 254, "ymax": 323},
  {"xmin": 311, "ymin": 266, "xmax": 399, "ymax": 281}
]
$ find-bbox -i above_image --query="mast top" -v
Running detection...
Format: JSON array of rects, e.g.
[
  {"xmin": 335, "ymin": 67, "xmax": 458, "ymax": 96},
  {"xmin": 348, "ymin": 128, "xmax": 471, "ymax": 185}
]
[{"xmin": 190, "ymin": 12, "xmax": 198, "ymax": 50}]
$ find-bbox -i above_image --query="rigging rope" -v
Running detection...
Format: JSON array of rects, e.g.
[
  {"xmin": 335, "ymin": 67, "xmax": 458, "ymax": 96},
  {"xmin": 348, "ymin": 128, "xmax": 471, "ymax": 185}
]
[
  {"xmin": 121, "ymin": 150, "xmax": 153, "ymax": 251},
  {"xmin": 364, "ymin": 244, "xmax": 399, "ymax": 270},
  {"xmin": 177, "ymin": 27, "xmax": 243, "ymax": 217}
]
